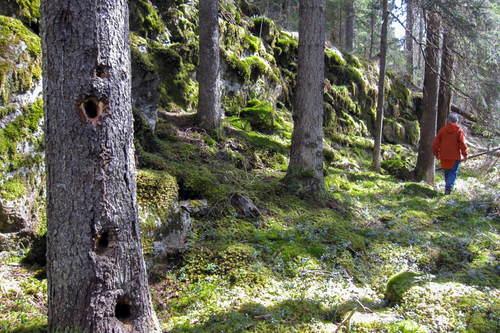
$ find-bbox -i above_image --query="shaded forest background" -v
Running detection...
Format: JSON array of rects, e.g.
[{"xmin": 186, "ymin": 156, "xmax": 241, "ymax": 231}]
[{"xmin": 1, "ymin": 0, "xmax": 500, "ymax": 332}]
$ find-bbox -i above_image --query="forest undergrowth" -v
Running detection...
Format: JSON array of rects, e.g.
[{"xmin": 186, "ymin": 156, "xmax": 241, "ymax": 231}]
[{"xmin": 1, "ymin": 113, "xmax": 500, "ymax": 333}]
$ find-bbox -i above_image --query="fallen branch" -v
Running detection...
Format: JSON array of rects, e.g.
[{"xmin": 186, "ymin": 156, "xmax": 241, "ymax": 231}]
[
  {"xmin": 253, "ymin": 314, "xmax": 273, "ymax": 320},
  {"xmin": 451, "ymin": 104, "xmax": 477, "ymax": 122},
  {"xmin": 335, "ymin": 307, "xmax": 358, "ymax": 333},
  {"xmin": 475, "ymin": 229, "xmax": 500, "ymax": 246},
  {"xmin": 354, "ymin": 298, "xmax": 373, "ymax": 314},
  {"xmin": 467, "ymin": 146, "xmax": 500, "ymax": 160},
  {"xmin": 272, "ymin": 247, "xmax": 285, "ymax": 259},
  {"xmin": 436, "ymin": 146, "xmax": 500, "ymax": 170}
]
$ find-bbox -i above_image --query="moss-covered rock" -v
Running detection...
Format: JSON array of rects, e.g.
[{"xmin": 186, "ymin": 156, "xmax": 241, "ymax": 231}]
[
  {"xmin": 385, "ymin": 270, "xmax": 421, "ymax": 306},
  {"xmin": 137, "ymin": 169, "xmax": 178, "ymax": 211},
  {"xmin": 401, "ymin": 183, "xmax": 440, "ymax": 198},
  {"xmin": 381, "ymin": 159, "xmax": 411, "ymax": 180},
  {"xmin": 0, "ymin": 15, "xmax": 41, "ymax": 104},
  {"xmin": 0, "ymin": 0, "xmax": 40, "ymax": 32}
]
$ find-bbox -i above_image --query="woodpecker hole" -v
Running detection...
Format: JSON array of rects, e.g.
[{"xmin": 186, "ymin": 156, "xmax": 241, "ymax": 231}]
[
  {"xmin": 98, "ymin": 231, "xmax": 109, "ymax": 249},
  {"xmin": 115, "ymin": 298, "xmax": 133, "ymax": 323},
  {"xmin": 61, "ymin": 10, "xmax": 70, "ymax": 23},
  {"xmin": 96, "ymin": 230, "xmax": 115, "ymax": 255},
  {"xmin": 95, "ymin": 65, "xmax": 110, "ymax": 78},
  {"xmin": 79, "ymin": 96, "xmax": 109, "ymax": 125},
  {"xmin": 84, "ymin": 99, "xmax": 100, "ymax": 119}
]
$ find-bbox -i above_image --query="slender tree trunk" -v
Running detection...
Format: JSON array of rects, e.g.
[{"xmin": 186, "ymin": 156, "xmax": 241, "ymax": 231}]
[
  {"xmin": 373, "ymin": 0, "xmax": 389, "ymax": 171},
  {"xmin": 344, "ymin": 0, "xmax": 355, "ymax": 52},
  {"xmin": 437, "ymin": 32, "xmax": 454, "ymax": 132},
  {"xmin": 417, "ymin": 9, "xmax": 424, "ymax": 86},
  {"xmin": 197, "ymin": 0, "xmax": 222, "ymax": 130},
  {"xmin": 339, "ymin": 10, "xmax": 343, "ymax": 49},
  {"xmin": 405, "ymin": 0, "xmax": 414, "ymax": 79},
  {"xmin": 285, "ymin": 0, "xmax": 326, "ymax": 195},
  {"xmin": 369, "ymin": 4, "xmax": 375, "ymax": 59},
  {"xmin": 41, "ymin": 0, "xmax": 160, "ymax": 331},
  {"xmin": 414, "ymin": 10, "xmax": 440, "ymax": 184}
]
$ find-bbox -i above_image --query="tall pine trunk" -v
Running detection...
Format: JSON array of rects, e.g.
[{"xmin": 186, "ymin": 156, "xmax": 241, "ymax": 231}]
[
  {"xmin": 197, "ymin": 0, "xmax": 222, "ymax": 130},
  {"xmin": 414, "ymin": 10, "xmax": 440, "ymax": 184},
  {"xmin": 437, "ymin": 32, "xmax": 454, "ymax": 132},
  {"xmin": 368, "ymin": 3, "xmax": 376, "ymax": 59},
  {"xmin": 405, "ymin": 0, "xmax": 414, "ymax": 80},
  {"xmin": 285, "ymin": 0, "xmax": 326, "ymax": 195},
  {"xmin": 41, "ymin": 0, "xmax": 160, "ymax": 331},
  {"xmin": 373, "ymin": 0, "xmax": 389, "ymax": 171},
  {"xmin": 344, "ymin": 0, "xmax": 355, "ymax": 52}
]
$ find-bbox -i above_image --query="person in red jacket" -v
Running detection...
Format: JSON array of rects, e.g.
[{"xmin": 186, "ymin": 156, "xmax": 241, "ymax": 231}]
[{"xmin": 432, "ymin": 113, "xmax": 468, "ymax": 195}]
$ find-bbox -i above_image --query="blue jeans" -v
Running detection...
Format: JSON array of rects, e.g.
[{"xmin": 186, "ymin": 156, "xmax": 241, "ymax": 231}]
[{"xmin": 443, "ymin": 160, "xmax": 461, "ymax": 191}]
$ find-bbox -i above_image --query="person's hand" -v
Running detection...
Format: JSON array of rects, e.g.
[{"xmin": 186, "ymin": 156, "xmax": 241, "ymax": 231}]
[{"xmin": 463, "ymin": 155, "xmax": 468, "ymax": 161}]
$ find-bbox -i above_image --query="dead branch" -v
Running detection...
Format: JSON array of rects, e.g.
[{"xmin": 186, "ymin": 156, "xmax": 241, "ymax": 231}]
[{"xmin": 334, "ymin": 307, "xmax": 358, "ymax": 333}]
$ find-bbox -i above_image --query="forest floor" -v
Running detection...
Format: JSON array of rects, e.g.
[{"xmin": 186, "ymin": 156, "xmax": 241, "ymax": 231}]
[{"xmin": 1, "ymin": 114, "xmax": 500, "ymax": 332}]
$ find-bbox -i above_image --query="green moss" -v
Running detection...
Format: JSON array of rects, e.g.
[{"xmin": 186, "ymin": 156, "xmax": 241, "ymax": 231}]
[
  {"xmin": 12, "ymin": 0, "xmax": 40, "ymax": 23},
  {"xmin": 0, "ymin": 104, "xmax": 16, "ymax": 120},
  {"xmin": 0, "ymin": 98, "xmax": 43, "ymax": 165},
  {"xmin": 325, "ymin": 48, "xmax": 347, "ymax": 67},
  {"xmin": 273, "ymin": 32, "xmax": 298, "ymax": 69},
  {"xmin": 136, "ymin": 169, "xmax": 178, "ymax": 210},
  {"xmin": 164, "ymin": 7, "xmax": 196, "ymax": 43},
  {"xmin": 239, "ymin": 99, "xmax": 277, "ymax": 133},
  {"xmin": 0, "ymin": 15, "xmax": 42, "ymax": 103},
  {"xmin": 184, "ymin": 242, "xmax": 258, "ymax": 280},
  {"xmin": 223, "ymin": 50, "xmax": 251, "ymax": 83},
  {"xmin": 250, "ymin": 17, "xmax": 277, "ymax": 46},
  {"xmin": 245, "ymin": 56, "xmax": 268, "ymax": 81},
  {"xmin": 385, "ymin": 271, "xmax": 421, "ymax": 305},
  {"xmin": 381, "ymin": 159, "xmax": 411, "ymax": 180},
  {"xmin": 222, "ymin": 92, "xmax": 247, "ymax": 116},
  {"xmin": 343, "ymin": 52, "xmax": 363, "ymax": 68},
  {"xmin": 401, "ymin": 183, "xmax": 440, "ymax": 198},
  {"xmin": 0, "ymin": 174, "xmax": 27, "ymax": 200},
  {"xmin": 129, "ymin": 0, "xmax": 164, "ymax": 38}
]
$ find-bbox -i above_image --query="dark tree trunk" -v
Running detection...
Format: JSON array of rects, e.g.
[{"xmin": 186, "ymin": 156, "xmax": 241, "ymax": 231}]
[
  {"xmin": 197, "ymin": 0, "xmax": 222, "ymax": 130},
  {"xmin": 437, "ymin": 32, "xmax": 454, "ymax": 132},
  {"xmin": 339, "ymin": 10, "xmax": 343, "ymax": 49},
  {"xmin": 405, "ymin": 0, "xmax": 414, "ymax": 79},
  {"xmin": 41, "ymin": 0, "xmax": 160, "ymax": 331},
  {"xmin": 344, "ymin": 0, "xmax": 355, "ymax": 52},
  {"xmin": 414, "ymin": 10, "xmax": 440, "ymax": 184},
  {"xmin": 285, "ymin": 0, "xmax": 326, "ymax": 195},
  {"xmin": 417, "ymin": 9, "xmax": 425, "ymax": 86},
  {"xmin": 369, "ymin": 4, "xmax": 376, "ymax": 59},
  {"xmin": 373, "ymin": 0, "xmax": 389, "ymax": 171}
]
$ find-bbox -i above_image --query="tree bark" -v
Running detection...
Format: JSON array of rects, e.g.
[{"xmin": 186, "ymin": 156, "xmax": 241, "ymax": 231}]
[
  {"xmin": 368, "ymin": 3, "xmax": 376, "ymax": 59},
  {"xmin": 437, "ymin": 32, "xmax": 454, "ymax": 132},
  {"xmin": 372, "ymin": 0, "xmax": 389, "ymax": 171},
  {"xmin": 286, "ymin": 0, "xmax": 326, "ymax": 195},
  {"xmin": 344, "ymin": 0, "xmax": 355, "ymax": 52},
  {"xmin": 405, "ymin": 0, "xmax": 414, "ymax": 79},
  {"xmin": 414, "ymin": 10, "xmax": 440, "ymax": 184},
  {"xmin": 41, "ymin": 0, "xmax": 160, "ymax": 331},
  {"xmin": 416, "ymin": 8, "xmax": 425, "ymax": 86},
  {"xmin": 197, "ymin": 0, "xmax": 222, "ymax": 130}
]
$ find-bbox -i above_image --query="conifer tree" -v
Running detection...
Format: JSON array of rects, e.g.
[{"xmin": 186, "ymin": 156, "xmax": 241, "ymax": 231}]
[
  {"xmin": 197, "ymin": 0, "xmax": 222, "ymax": 130},
  {"xmin": 41, "ymin": 0, "xmax": 160, "ymax": 331},
  {"xmin": 285, "ymin": 0, "xmax": 326, "ymax": 195}
]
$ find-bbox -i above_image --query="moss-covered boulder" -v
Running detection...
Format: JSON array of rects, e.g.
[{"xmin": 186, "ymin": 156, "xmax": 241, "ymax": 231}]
[
  {"xmin": 385, "ymin": 270, "xmax": 421, "ymax": 306},
  {"xmin": 0, "ymin": 98, "xmax": 45, "ymax": 235},
  {"xmin": 137, "ymin": 169, "xmax": 195, "ymax": 257},
  {"xmin": 0, "ymin": 15, "xmax": 41, "ymax": 105},
  {"xmin": 0, "ymin": 0, "xmax": 40, "ymax": 33},
  {"xmin": 381, "ymin": 159, "xmax": 411, "ymax": 180}
]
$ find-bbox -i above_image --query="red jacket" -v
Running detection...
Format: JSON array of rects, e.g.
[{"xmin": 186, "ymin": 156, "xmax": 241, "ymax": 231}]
[{"xmin": 432, "ymin": 123, "xmax": 468, "ymax": 161}]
